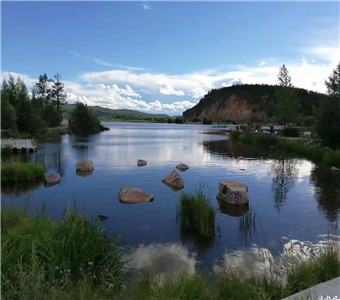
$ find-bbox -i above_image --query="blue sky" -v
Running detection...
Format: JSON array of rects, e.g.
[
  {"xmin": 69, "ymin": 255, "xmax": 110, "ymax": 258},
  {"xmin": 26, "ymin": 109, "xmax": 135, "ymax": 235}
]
[{"xmin": 2, "ymin": 1, "xmax": 339, "ymax": 115}]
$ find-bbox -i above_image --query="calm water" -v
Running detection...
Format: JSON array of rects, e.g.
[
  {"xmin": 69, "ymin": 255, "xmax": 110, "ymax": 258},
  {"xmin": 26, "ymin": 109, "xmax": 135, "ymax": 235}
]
[{"xmin": 2, "ymin": 122, "xmax": 340, "ymax": 277}]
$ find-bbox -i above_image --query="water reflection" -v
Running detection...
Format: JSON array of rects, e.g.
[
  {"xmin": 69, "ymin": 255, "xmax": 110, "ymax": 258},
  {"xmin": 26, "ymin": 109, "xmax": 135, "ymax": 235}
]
[
  {"xmin": 125, "ymin": 243, "xmax": 197, "ymax": 283},
  {"xmin": 217, "ymin": 199, "xmax": 249, "ymax": 217},
  {"xmin": 310, "ymin": 166, "xmax": 340, "ymax": 224},
  {"xmin": 180, "ymin": 228, "xmax": 216, "ymax": 257},
  {"xmin": 270, "ymin": 158, "xmax": 298, "ymax": 211},
  {"xmin": 1, "ymin": 180, "xmax": 42, "ymax": 196}
]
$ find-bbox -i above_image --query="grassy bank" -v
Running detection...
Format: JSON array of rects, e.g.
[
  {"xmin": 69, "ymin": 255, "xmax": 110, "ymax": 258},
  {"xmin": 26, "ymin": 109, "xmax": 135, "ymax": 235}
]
[
  {"xmin": 1, "ymin": 161, "xmax": 45, "ymax": 184},
  {"xmin": 231, "ymin": 131, "xmax": 340, "ymax": 168},
  {"xmin": 1, "ymin": 206, "xmax": 339, "ymax": 299}
]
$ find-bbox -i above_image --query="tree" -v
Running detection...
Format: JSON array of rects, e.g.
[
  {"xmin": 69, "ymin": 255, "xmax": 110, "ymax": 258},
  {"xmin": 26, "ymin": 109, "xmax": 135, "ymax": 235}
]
[
  {"xmin": 50, "ymin": 73, "xmax": 67, "ymax": 125},
  {"xmin": 1, "ymin": 87, "xmax": 17, "ymax": 131},
  {"xmin": 316, "ymin": 62, "xmax": 340, "ymax": 150},
  {"xmin": 68, "ymin": 102, "xmax": 101, "ymax": 135},
  {"xmin": 274, "ymin": 64, "xmax": 300, "ymax": 130}
]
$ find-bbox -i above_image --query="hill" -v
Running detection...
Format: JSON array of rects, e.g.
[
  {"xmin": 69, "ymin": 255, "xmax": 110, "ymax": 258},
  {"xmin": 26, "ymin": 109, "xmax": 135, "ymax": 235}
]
[
  {"xmin": 182, "ymin": 84, "xmax": 329, "ymax": 124},
  {"xmin": 63, "ymin": 104, "xmax": 171, "ymax": 121}
]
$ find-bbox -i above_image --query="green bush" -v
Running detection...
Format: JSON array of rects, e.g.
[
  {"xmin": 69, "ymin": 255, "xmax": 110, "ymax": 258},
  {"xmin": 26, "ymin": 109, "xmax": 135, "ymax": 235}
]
[
  {"xmin": 1, "ymin": 162, "xmax": 45, "ymax": 184},
  {"xmin": 177, "ymin": 186, "xmax": 216, "ymax": 238},
  {"xmin": 284, "ymin": 127, "xmax": 300, "ymax": 137}
]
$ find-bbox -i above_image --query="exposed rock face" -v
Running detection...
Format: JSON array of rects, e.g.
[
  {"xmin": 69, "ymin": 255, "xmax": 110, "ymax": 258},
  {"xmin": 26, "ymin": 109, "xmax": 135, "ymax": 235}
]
[
  {"xmin": 44, "ymin": 173, "xmax": 61, "ymax": 187},
  {"xmin": 216, "ymin": 180, "xmax": 249, "ymax": 205},
  {"xmin": 118, "ymin": 186, "xmax": 154, "ymax": 204},
  {"xmin": 162, "ymin": 170, "xmax": 184, "ymax": 191},
  {"xmin": 176, "ymin": 163, "xmax": 189, "ymax": 172},
  {"xmin": 76, "ymin": 159, "xmax": 94, "ymax": 172},
  {"xmin": 137, "ymin": 159, "xmax": 147, "ymax": 167}
]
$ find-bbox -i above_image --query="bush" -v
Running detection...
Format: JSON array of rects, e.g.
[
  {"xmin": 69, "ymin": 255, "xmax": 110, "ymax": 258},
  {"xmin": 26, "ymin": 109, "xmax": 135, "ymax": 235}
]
[
  {"xmin": 284, "ymin": 127, "xmax": 300, "ymax": 137},
  {"xmin": 177, "ymin": 186, "xmax": 216, "ymax": 238},
  {"xmin": 1, "ymin": 162, "xmax": 45, "ymax": 184},
  {"xmin": 68, "ymin": 102, "xmax": 101, "ymax": 135}
]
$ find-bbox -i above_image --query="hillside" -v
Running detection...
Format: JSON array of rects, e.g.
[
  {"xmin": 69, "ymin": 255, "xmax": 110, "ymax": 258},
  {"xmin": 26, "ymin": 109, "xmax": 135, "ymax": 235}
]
[
  {"xmin": 63, "ymin": 104, "xmax": 171, "ymax": 121},
  {"xmin": 182, "ymin": 84, "xmax": 329, "ymax": 123}
]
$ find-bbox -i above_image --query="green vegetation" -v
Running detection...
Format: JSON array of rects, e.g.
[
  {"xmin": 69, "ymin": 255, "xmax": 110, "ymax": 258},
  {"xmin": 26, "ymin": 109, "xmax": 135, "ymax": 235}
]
[
  {"xmin": 68, "ymin": 102, "xmax": 102, "ymax": 135},
  {"xmin": 231, "ymin": 131, "xmax": 340, "ymax": 167},
  {"xmin": 1, "ymin": 161, "xmax": 45, "ymax": 184},
  {"xmin": 1, "ymin": 206, "xmax": 128, "ymax": 299},
  {"xmin": 1, "ymin": 207, "xmax": 339, "ymax": 299},
  {"xmin": 1, "ymin": 73, "xmax": 67, "ymax": 138},
  {"xmin": 177, "ymin": 186, "xmax": 216, "ymax": 238}
]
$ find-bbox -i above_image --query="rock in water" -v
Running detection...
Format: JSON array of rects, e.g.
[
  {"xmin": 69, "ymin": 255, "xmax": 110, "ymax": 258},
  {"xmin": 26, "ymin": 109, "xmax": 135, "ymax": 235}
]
[
  {"xmin": 162, "ymin": 170, "xmax": 184, "ymax": 191},
  {"xmin": 118, "ymin": 186, "xmax": 154, "ymax": 204},
  {"xmin": 176, "ymin": 163, "xmax": 189, "ymax": 172},
  {"xmin": 216, "ymin": 180, "xmax": 249, "ymax": 205},
  {"xmin": 137, "ymin": 159, "xmax": 147, "ymax": 167},
  {"xmin": 76, "ymin": 159, "xmax": 94, "ymax": 172},
  {"xmin": 44, "ymin": 173, "xmax": 61, "ymax": 187}
]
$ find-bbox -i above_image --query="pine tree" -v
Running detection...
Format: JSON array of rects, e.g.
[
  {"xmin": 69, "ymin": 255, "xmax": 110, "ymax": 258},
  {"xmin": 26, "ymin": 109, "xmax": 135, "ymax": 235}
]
[{"xmin": 50, "ymin": 73, "xmax": 67, "ymax": 121}]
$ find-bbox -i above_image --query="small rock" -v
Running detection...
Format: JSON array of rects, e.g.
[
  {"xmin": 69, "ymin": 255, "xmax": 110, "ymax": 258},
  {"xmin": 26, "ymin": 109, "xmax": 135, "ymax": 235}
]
[
  {"xmin": 137, "ymin": 159, "xmax": 147, "ymax": 167},
  {"xmin": 98, "ymin": 214, "xmax": 108, "ymax": 221},
  {"xmin": 118, "ymin": 186, "xmax": 154, "ymax": 204},
  {"xmin": 76, "ymin": 159, "xmax": 94, "ymax": 172},
  {"xmin": 176, "ymin": 163, "xmax": 189, "ymax": 172},
  {"xmin": 162, "ymin": 170, "xmax": 184, "ymax": 191},
  {"xmin": 216, "ymin": 180, "xmax": 249, "ymax": 205},
  {"xmin": 44, "ymin": 173, "xmax": 61, "ymax": 187}
]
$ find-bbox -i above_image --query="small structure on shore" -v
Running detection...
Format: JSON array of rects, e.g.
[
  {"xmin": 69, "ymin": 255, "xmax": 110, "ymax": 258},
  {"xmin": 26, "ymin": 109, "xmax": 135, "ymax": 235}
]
[
  {"xmin": 1, "ymin": 139, "xmax": 37, "ymax": 153},
  {"xmin": 217, "ymin": 180, "xmax": 249, "ymax": 205}
]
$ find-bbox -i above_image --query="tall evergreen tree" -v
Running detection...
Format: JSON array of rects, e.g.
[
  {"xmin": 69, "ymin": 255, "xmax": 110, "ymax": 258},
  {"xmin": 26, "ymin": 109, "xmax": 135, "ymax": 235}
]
[
  {"xmin": 316, "ymin": 62, "xmax": 340, "ymax": 150},
  {"xmin": 274, "ymin": 64, "xmax": 300, "ymax": 130},
  {"xmin": 50, "ymin": 73, "xmax": 67, "ymax": 125}
]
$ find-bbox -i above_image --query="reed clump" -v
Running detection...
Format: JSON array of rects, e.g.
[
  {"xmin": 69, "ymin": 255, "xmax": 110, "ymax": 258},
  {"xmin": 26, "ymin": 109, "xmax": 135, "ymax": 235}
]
[
  {"xmin": 177, "ymin": 186, "xmax": 216, "ymax": 238},
  {"xmin": 1, "ymin": 161, "xmax": 45, "ymax": 184}
]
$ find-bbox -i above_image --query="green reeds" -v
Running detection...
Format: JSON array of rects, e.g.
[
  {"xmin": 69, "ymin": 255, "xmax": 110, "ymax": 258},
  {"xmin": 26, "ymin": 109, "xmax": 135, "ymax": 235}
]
[
  {"xmin": 239, "ymin": 210, "xmax": 257, "ymax": 244},
  {"xmin": 177, "ymin": 186, "xmax": 216, "ymax": 238},
  {"xmin": 1, "ymin": 206, "xmax": 128, "ymax": 299},
  {"xmin": 1, "ymin": 161, "xmax": 45, "ymax": 184}
]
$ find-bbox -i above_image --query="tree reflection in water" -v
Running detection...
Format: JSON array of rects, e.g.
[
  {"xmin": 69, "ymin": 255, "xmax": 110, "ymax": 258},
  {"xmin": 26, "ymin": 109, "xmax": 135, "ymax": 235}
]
[
  {"xmin": 270, "ymin": 158, "xmax": 298, "ymax": 212},
  {"xmin": 310, "ymin": 166, "xmax": 340, "ymax": 232}
]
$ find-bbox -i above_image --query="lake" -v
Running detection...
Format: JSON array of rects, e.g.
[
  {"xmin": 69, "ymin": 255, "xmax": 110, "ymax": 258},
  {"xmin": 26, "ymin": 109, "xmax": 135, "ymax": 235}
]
[{"xmin": 2, "ymin": 122, "xmax": 340, "ymax": 279}]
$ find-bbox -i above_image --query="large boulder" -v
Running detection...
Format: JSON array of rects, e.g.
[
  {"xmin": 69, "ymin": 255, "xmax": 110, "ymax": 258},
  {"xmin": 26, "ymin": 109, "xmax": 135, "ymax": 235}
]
[
  {"xmin": 118, "ymin": 186, "xmax": 154, "ymax": 204},
  {"xmin": 162, "ymin": 170, "xmax": 184, "ymax": 191},
  {"xmin": 216, "ymin": 180, "xmax": 249, "ymax": 205},
  {"xmin": 76, "ymin": 159, "xmax": 94, "ymax": 172},
  {"xmin": 137, "ymin": 159, "xmax": 147, "ymax": 167},
  {"xmin": 44, "ymin": 173, "xmax": 61, "ymax": 187},
  {"xmin": 176, "ymin": 163, "xmax": 189, "ymax": 172}
]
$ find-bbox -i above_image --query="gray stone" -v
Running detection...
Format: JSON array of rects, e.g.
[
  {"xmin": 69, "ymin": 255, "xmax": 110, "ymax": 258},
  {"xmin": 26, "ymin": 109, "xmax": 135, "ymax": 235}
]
[
  {"xmin": 217, "ymin": 180, "xmax": 249, "ymax": 205},
  {"xmin": 44, "ymin": 173, "xmax": 61, "ymax": 187},
  {"xmin": 331, "ymin": 166, "xmax": 340, "ymax": 172},
  {"xmin": 176, "ymin": 163, "xmax": 189, "ymax": 172},
  {"xmin": 137, "ymin": 159, "xmax": 147, "ymax": 167},
  {"xmin": 162, "ymin": 170, "xmax": 184, "ymax": 191},
  {"xmin": 118, "ymin": 186, "xmax": 154, "ymax": 204},
  {"xmin": 76, "ymin": 159, "xmax": 94, "ymax": 172}
]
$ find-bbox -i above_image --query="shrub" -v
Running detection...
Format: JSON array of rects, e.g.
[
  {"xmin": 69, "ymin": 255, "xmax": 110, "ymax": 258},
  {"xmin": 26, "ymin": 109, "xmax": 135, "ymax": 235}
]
[
  {"xmin": 1, "ymin": 162, "xmax": 45, "ymax": 184},
  {"xmin": 177, "ymin": 186, "xmax": 216, "ymax": 238}
]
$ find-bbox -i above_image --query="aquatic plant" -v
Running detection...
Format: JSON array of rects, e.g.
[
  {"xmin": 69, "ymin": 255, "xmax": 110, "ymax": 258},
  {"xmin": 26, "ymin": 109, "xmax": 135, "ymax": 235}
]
[
  {"xmin": 1, "ymin": 161, "xmax": 45, "ymax": 184},
  {"xmin": 239, "ymin": 209, "xmax": 257, "ymax": 245},
  {"xmin": 177, "ymin": 186, "xmax": 216, "ymax": 238}
]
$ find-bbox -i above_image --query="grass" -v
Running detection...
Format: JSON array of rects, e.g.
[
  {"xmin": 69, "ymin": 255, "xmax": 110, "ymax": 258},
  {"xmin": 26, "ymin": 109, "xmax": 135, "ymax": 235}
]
[
  {"xmin": 239, "ymin": 209, "xmax": 258, "ymax": 245},
  {"xmin": 231, "ymin": 131, "xmax": 340, "ymax": 168},
  {"xmin": 177, "ymin": 186, "xmax": 216, "ymax": 238},
  {"xmin": 1, "ymin": 161, "xmax": 46, "ymax": 184},
  {"xmin": 2, "ymin": 206, "xmax": 339, "ymax": 299},
  {"xmin": 1, "ymin": 205, "xmax": 129, "ymax": 300}
]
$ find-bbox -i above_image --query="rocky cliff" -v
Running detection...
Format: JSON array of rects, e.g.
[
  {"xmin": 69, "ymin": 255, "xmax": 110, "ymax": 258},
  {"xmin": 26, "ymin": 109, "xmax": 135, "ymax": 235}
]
[{"xmin": 182, "ymin": 84, "xmax": 326, "ymax": 123}]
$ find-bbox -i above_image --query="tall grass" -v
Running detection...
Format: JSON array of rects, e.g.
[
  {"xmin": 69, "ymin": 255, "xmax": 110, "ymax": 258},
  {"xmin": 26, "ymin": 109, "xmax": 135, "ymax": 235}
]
[
  {"xmin": 1, "ymin": 161, "xmax": 45, "ymax": 184},
  {"xmin": 231, "ymin": 131, "xmax": 340, "ymax": 167},
  {"xmin": 177, "ymin": 186, "xmax": 216, "ymax": 238},
  {"xmin": 239, "ymin": 210, "xmax": 257, "ymax": 245},
  {"xmin": 1, "ymin": 206, "xmax": 129, "ymax": 299}
]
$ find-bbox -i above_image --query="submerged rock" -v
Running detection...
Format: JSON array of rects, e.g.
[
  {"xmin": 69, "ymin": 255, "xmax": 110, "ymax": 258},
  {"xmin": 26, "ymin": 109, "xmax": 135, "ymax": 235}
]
[
  {"xmin": 118, "ymin": 186, "xmax": 154, "ymax": 204},
  {"xmin": 176, "ymin": 163, "xmax": 189, "ymax": 172},
  {"xmin": 76, "ymin": 159, "xmax": 94, "ymax": 172},
  {"xmin": 44, "ymin": 173, "xmax": 61, "ymax": 187},
  {"xmin": 137, "ymin": 159, "xmax": 147, "ymax": 167},
  {"xmin": 217, "ymin": 180, "xmax": 249, "ymax": 205},
  {"xmin": 162, "ymin": 170, "xmax": 184, "ymax": 191}
]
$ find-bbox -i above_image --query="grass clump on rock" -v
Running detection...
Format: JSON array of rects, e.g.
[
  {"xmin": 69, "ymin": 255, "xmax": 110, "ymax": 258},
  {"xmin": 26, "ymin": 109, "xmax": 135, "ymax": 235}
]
[
  {"xmin": 177, "ymin": 186, "xmax": 216, "ymax": 238},
  {"xmin": 1, "ymin": 161, "xmax": 45, "ymax": 184}
]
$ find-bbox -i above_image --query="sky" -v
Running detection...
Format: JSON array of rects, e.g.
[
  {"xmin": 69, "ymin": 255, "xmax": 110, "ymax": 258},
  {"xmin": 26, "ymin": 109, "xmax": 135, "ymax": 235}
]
[{"xmin": 1, "ymin": 1, "xmax": 339, "ymax": 116}]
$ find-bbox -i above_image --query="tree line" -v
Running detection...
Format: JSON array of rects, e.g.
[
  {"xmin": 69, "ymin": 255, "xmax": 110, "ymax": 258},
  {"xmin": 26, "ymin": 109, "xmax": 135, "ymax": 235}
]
[{"xmin": 1, "ymin": 73, "xmax": 67, "ymax": 137}]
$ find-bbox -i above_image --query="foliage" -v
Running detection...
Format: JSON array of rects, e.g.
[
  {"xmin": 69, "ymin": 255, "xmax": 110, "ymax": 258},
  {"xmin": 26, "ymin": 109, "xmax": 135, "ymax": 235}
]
[
  {"xmin": 277, "ymin": 64, "xmax": 292, "ymax": 87},
  {"xmin": 50, "ymin": 73, "xmax": 67, "ymax": 125},
  {"xmin": 1, "ymin": 162, "xmax": 45, "ymax": 184},
  {"xmin": 283, "ymin": 127, "xmax": 300, "ymax": 138},
  {"xmin": 1, "ymin": 88, "xmax": 17, "ymax": 130},
  {"xmin": 68, "ymin": 102, "xmax": 101, "ymax": 135},
  {"xmin": 315, "ymin": 63, "xmax": 340, "ymax": 150},
  {"xmin": 177, "ymin": 186, "xmax": 216, "ymax": 238},
  {"xmin": 1, "ymin": 206, "xmax": 129, "ymax": 299}
]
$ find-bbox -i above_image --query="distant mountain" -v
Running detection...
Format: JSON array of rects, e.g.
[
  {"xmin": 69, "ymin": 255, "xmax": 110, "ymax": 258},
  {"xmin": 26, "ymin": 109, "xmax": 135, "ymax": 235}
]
[
  {"xmin": 63, "ymin": 104, "xmax": 171, "ymax": 121},
  {"xmin": 182, "ymin": 84, "xmax": 329, "ymax": 123}
]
